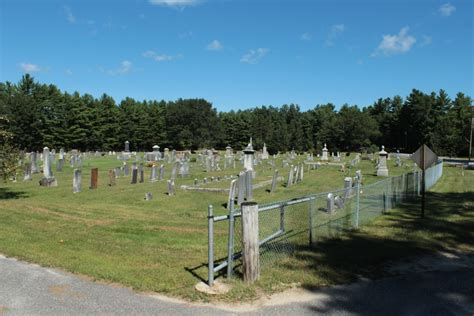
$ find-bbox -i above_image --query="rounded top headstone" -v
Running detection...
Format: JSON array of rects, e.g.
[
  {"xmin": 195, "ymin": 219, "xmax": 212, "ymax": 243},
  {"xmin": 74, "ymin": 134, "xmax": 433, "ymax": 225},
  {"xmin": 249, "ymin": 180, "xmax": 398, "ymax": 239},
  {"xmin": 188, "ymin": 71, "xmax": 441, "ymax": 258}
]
[{"xmin": 153, "ymin": 145, "xmax": 159, "ymax": 150}]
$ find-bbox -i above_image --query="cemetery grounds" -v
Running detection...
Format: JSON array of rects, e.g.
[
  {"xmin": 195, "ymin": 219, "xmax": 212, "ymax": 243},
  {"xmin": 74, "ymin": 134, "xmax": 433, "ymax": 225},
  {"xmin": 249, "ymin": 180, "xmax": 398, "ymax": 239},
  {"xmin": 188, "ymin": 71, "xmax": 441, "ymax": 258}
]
[{"xmin": 0, "ymin": 154, "xmax": 472, "ymax": 302}]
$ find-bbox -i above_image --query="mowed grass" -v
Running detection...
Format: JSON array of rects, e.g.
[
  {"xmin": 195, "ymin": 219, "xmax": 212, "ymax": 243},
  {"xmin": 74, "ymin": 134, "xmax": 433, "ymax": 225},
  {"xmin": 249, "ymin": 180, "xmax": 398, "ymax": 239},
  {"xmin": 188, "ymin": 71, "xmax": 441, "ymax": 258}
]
[{"xmin": 1, "ymin": 154, "xmax": 466, "ymax": 301}]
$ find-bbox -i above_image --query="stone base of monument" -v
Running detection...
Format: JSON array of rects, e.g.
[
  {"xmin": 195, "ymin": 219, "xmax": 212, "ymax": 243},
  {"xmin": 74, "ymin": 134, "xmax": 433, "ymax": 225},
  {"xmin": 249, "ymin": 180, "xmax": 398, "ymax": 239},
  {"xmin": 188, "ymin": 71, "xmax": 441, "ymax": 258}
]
[
  {"xmin": 39, "ymin": 177, "xmax": 58, "ymax": 187},
  {"xmin": 376, "ymin": 168, "xmax": 389, "ymax": 177}
]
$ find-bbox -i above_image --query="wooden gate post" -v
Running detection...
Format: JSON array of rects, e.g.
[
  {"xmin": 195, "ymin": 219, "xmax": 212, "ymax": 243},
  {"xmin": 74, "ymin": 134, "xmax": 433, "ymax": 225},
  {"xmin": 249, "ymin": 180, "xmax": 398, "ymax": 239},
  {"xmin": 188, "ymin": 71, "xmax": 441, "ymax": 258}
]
[{"xmin": 241, "ymin": 201, "xmax": 260, "ymax": 284}]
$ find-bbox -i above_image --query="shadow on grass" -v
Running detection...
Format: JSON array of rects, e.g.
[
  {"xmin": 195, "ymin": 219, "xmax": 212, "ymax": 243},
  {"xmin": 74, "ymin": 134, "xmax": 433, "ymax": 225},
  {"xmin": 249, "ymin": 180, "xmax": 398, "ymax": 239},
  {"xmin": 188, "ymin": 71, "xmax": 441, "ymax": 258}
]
[{"xmin": 0, "ymin": 187, "xmax": 29, "ymax": 200}]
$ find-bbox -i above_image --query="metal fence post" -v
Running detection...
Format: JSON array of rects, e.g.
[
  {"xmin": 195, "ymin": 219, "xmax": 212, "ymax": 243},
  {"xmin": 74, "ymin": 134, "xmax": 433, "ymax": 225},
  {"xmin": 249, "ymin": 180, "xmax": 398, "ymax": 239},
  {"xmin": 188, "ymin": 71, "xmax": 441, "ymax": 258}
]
[
  {"xmin": 226, "ymin": 203, "xmax": 235, "ymax": 279},
  {"xmin": 309, "ymin": 196, "xmax": 315, "ymax": 245},
  {"xmin": 208, "ymin": 205, "xmax": 214, "ymax": 286},
  {"xmin": 355, "ymin": 180, "xmax": 360, "ymax": 229}
]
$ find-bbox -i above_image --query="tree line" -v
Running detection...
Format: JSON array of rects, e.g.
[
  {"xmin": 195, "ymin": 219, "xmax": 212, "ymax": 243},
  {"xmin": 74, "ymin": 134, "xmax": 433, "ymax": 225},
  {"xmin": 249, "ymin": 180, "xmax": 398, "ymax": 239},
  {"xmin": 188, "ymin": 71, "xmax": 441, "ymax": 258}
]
[{"xmin": 0, "ymin": 74, "xmax": 472, "ymax": 157}]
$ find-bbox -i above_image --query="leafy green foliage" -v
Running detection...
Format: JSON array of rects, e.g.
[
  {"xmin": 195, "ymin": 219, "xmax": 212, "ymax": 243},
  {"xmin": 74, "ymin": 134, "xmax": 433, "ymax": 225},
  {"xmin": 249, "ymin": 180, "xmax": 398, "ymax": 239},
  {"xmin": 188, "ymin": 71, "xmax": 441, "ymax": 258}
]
[{"xmin": 0, "ymin": 75, "xmax": 472, "ymax": 156}]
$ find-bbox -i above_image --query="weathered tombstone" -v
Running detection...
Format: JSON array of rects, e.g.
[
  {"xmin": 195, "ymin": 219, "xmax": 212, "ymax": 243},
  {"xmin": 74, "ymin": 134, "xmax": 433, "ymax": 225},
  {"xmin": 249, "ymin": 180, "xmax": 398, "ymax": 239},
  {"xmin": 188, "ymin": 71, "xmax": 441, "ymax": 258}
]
[
  {"xmin": 108, "ymin": 169, "xmax": 116, "ymax": 186},
  {"xmin": 287, "ymin": 165, "xmax": 294, "ymax": 187},
  {"xmin": 150, "ymin": 165, "xmax": 158, "ymax": 182},
  {"xmin": 39, "ymin": 147, "xmax": 58, "ymax": 187},
  {"xmin": 194, "ymin": 178, "xmax": 198, "ymax": 185},
  {"xmin": 153, "ymin": 145, "xmax": 160, "ymax": 160},
  {"xmin": 344, "ymin": 177, "xmax": 352, "ymax": 199},
  {"xmin": 270, "ymin": 169, "xmax": 279, "ymax": 193},
  {"xmin": 124, "ymin": 140, "xmax": 130, "ymax": 152},
  {"xmin": 145, "ymin": 192, "xmax": 153, "ymax": 201},
  {"xmin": 170, "ymin": 162, "xmax": 178, "ymax": 180},
  {"xmin": 261, "ymin": 143, "xmax": 269, "ymax": 160},
  {"xmin": 203, "ymin": 177, "xmax": 208, "ymax": 184},
  {"xmin": 56, "ymin": 158, "xmax": 64, "ymax": 172},
  {"xmin": 73, "ymin": 169, "xmax": 81, "ymax": 193},
  {"xmin": 131, "ymin": 168, "xmax": 138, "ymax": 184},
  {"xmin": 31, "ymin": 152, "xmax": 39, "ymax": 173},
  {"xmin": 335, "ymin": 196, "xmax": 344, "ymax": 209},
  {"xmin": 376, "ymin": 146, "xmax": 389, "ymax": 176},
  {"xmin": 139, "ymin": 163, "xmax": 144, "ymax": 183},
  {"xmin": 227, "ymin": 179, "xmax": 238, "ymax": 210},
  {"xmin": 90, "ymin": 168, "xmax": 98, "ymax": 189},
  {"xmin": 159, "ymin": 164, "xmax": 164, "ymax": 181},
  {"xmin": 327, "ymin": 193, "xmax": 335, "ymax": 213},
  {"xmin": 321, "ymin": 144, "xmax": 329, "ymax": 161},
  {"xmin": 123, "ymin": 163, "xmax": 129, "ymax": 176},
  {"xmin": 167, "ymin": 179, "xmax": 175, "ymax": 196},
  {"xmin": 115, "ymin": 166, "xmax": 121, "ymax": 177},
  {"xmin": 23, "ymin": 163, "xmax": 32, "ymax": 181},
  {"xmin": 299, "ymin": 163, "xmax": 304, "ymax": 182}
]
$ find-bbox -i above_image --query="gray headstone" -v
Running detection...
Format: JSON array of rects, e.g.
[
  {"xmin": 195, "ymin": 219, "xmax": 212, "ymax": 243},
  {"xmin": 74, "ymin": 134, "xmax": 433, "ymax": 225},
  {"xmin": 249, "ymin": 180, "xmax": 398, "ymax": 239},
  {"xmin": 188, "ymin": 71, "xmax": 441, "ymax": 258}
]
[
  {"xmin": 150, "ymin": 165, "xmax": 158, "ymax": 182},
  {"xmin": 335, "ymin": 196, "xmax": 345, "ymax": 209},
  {"xmin": 73, "ymin": 169, "xmax": 81, "ymax": 193},
  {"xmin": 145, "ymin": 192, "xmax": 153, "ymax": 201},
  {"xmin": 131, "ymin": 169, "xmax": 138, "ymax": 184},
  {"xmin": 327, "ymin": 193, "xmax": 335, "ymax": 213},
  {"xmin": 159, "ymin": 164, "xmax": 164, "ymax": 181},
  {"xmin": 344, "ymin": 177, "xmax": 353, "ymax": 199},
  {"xmin": 271, "ymin": 169, "xmax": 279, "ymax": 193},
  {"xmin": 23, "ymin": 163, "xmax": 32, "ymax": 181},
  {"xmin": 139, "ymin": 163, "xmax": 144, "ymax": 183},
  {"xmin": 167, "ymin": 179, "xmax": 175, "ymax": 196}
]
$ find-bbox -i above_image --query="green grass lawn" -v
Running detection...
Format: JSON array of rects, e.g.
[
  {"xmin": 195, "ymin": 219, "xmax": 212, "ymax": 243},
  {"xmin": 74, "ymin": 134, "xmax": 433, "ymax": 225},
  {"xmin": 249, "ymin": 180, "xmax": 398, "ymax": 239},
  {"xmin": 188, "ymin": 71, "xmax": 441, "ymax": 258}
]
[{"xmin": 0, "ymin": 154, "xmax": 471, "ymax": 302}]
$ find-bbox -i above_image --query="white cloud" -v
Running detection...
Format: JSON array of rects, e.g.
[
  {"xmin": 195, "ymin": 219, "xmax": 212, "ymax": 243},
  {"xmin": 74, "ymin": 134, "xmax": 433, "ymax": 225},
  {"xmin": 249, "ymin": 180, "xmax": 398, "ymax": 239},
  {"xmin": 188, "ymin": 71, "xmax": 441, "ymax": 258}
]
[
  {"xmin": 63, "ymin": 6, "xmax": 76, "ymax": 23},
  {"xmin": 372, "ymin": 26, "xmax": 416, "ymax": 56},
  {"xmin": 19, "ymin": 63, "xmax": 45, "ymax": 73},
  {"xmin": 301, "ymin": 33, "xmax": 312, "ymax": 41},
  {"xmin": 206, "ymin": 40, "xmax": 223, "ymax": 51},
  {"xmin": 326, "ymin": 24, "xmax": 345, "ymax": 46},
  {"xmin": 107, "ymin": 60, "xmax": 132, "ymax": 75},
  {"xmin": 149, "ymin": 0, "xmax": 199, "ymax": 7},
  {"xmin": 439, "ymin": 3, "xmax": 456, "ymax": 16},
  {"xmin": 142, "ymin": 50, "xmax": 181, "ymax": 62},
  {"xmin": 240, "ymin": 48, "xmax": 269, "ymax": 64}
]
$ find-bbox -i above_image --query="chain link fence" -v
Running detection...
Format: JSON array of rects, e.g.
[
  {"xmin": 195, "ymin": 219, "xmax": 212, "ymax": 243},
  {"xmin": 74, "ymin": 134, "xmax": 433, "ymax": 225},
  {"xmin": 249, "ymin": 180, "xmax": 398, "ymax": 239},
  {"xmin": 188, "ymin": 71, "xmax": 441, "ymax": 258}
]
[{"xmin": 207, "ymin": 162, "xmax": 443, "ymax": 285}]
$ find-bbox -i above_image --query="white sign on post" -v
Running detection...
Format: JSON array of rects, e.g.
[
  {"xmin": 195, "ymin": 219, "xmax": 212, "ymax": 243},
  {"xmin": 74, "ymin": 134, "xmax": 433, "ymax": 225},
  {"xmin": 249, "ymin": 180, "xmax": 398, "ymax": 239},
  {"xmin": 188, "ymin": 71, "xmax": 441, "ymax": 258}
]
[{"xmin": 412, "ymin": 145, "xmax": 438, "ymax": 170}]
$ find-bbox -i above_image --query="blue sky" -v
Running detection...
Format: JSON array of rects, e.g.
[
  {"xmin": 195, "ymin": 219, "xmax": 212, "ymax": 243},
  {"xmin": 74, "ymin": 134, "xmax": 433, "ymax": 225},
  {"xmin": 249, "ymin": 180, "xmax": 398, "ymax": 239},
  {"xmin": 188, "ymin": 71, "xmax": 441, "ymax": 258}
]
[{"xmin": 1, "ymin": 0, "xmax": 472, "ymax": 111}]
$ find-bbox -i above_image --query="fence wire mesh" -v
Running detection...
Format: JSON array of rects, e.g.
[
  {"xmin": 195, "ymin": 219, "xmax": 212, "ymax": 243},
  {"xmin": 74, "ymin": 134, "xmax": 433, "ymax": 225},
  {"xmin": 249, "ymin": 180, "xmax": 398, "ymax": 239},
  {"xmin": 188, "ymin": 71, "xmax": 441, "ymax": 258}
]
[{"xmin": 207, "ymin": 162, "xmax": 443, "ymax": 285}]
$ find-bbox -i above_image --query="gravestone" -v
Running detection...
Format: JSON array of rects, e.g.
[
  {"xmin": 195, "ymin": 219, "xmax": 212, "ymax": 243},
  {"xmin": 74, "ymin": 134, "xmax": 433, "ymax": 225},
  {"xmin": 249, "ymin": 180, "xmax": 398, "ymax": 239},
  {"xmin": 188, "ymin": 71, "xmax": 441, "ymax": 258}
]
[
  {"xmin": 39, "ymin": 147, "xmax": 58, "ymax": 187},
  {"xmin": 123, "ymin": 163, "xmax": 129, "ymax": 177},
  {"xmin": 90, "ymin": 168, "xmax": 98, "ymax": 189},
  {"xmin": 299, "ymin": 163, "xmax": 304, "ymax": 182},
  {"xmin": 321, "ymin": 144, "xmax": 329, "ymax": 161},
  {"xmin": 376, "ymin": 146, "xmax": 389, "ymax": 176},
  {"xmin": 261, "ymin": 143, "xmax": 269, "ymax": 160},
  {"xmin": 139, "ymin": 163, "xmax": 144, "ymax": 183},
  {"xmin": 227, "ymin": 179, "xmax": 238, "ymax": 210},
  {"xmin": 124, "ymin": 140, "xmax": 130, "ymax": 152},
  {"xmin": 145, "ymin": 192, "xmax": 153, "ymax": 201},
  {"xmin": 115, "ymin": 166, "xmax": 121, "ymax": 177},
  {"xmin": 153, "ymin": 145, "xmax": 160, "ymax": 160},
  {"xmin": 335, "ymin": 196, "xmax": 344, "ymax": 209},
  {"xmin": 171, "ymin": 162, "xmax": 178, "ymax": 180},
  {"xmin": 167, "ymin": 179, "xmax": 175, "ymax": 196},
  {"xmin": 287, "ymin": 165, "xmax": 294, "ymax": 187},
  {"xmin": 344, "ymin": 177, "xmax": 352, "ymax": 199},
  {"xmin": 23, "ymin": 163, "xmax": 32, "ymax": 181},
  {"xmin": 327, "ymin": 193, "xmax": 335, "ymax": 213},
  {"xmin": 150, "ymin": 165, "xmax": 158, "ymax": 182},
  {"xmin": 56, "ymin": 158, "xmax": 64, "ymax": 172},
  {"xmin": 159, "ymin": 164, "xmax": 164, "ymax": 181},
  {"xmin": 31, "ymin": 152, "xmax": 40, "ymax": 174},
  {"xmin": 270, "ymin": 169, "xmax": 279, "ymax": 193},
  {"xmin": 73, "ymin": 169, "xmax": 81, "ymax": 193},
  {"xmin": 108, "ymin": 169, "xmax": 116, "ymax": 186},
  {"xmin": 131, "ymin": 167, "xmax": 138, "ymax": 184}
]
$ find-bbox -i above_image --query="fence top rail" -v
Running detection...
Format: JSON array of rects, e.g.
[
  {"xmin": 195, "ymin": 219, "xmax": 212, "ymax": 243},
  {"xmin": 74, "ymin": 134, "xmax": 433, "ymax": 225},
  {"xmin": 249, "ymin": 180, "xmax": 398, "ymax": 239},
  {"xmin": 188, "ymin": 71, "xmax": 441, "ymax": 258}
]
[{"xmin": 217, "ymin": 163, "xmax": 443, "ymax": 222}]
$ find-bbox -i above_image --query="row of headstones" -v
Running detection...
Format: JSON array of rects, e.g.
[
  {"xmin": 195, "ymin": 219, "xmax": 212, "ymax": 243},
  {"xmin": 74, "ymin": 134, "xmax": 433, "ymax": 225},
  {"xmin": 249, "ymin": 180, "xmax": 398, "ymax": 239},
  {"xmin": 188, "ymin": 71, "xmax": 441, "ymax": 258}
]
[
  {"xmin": 192, "ymin": 175, "xmax": 238, "ymax": 186},
  {"xmin": 286, "ymin": 164, "xmax": 304, "ymax": 187},
  {"xmin": 72, "ymin": 168, "xmax": 177, "ymax": 196}
]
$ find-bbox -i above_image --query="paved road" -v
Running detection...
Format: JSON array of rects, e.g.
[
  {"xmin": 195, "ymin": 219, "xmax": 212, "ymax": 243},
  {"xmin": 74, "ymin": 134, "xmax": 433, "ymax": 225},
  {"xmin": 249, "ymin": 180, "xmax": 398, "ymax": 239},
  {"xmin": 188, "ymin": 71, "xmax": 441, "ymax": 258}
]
[{"xmin": 1, "ymin": 254, "xmax": 473, "ymax": 315}]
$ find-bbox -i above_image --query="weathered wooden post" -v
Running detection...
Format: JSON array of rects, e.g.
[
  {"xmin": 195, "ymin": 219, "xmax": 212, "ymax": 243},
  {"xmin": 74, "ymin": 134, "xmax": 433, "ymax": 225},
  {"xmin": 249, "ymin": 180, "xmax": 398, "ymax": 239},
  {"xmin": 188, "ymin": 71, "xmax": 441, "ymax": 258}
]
[{"xmin": 241, "ymin": 201, "xmax": 260, "ymax": 284}]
